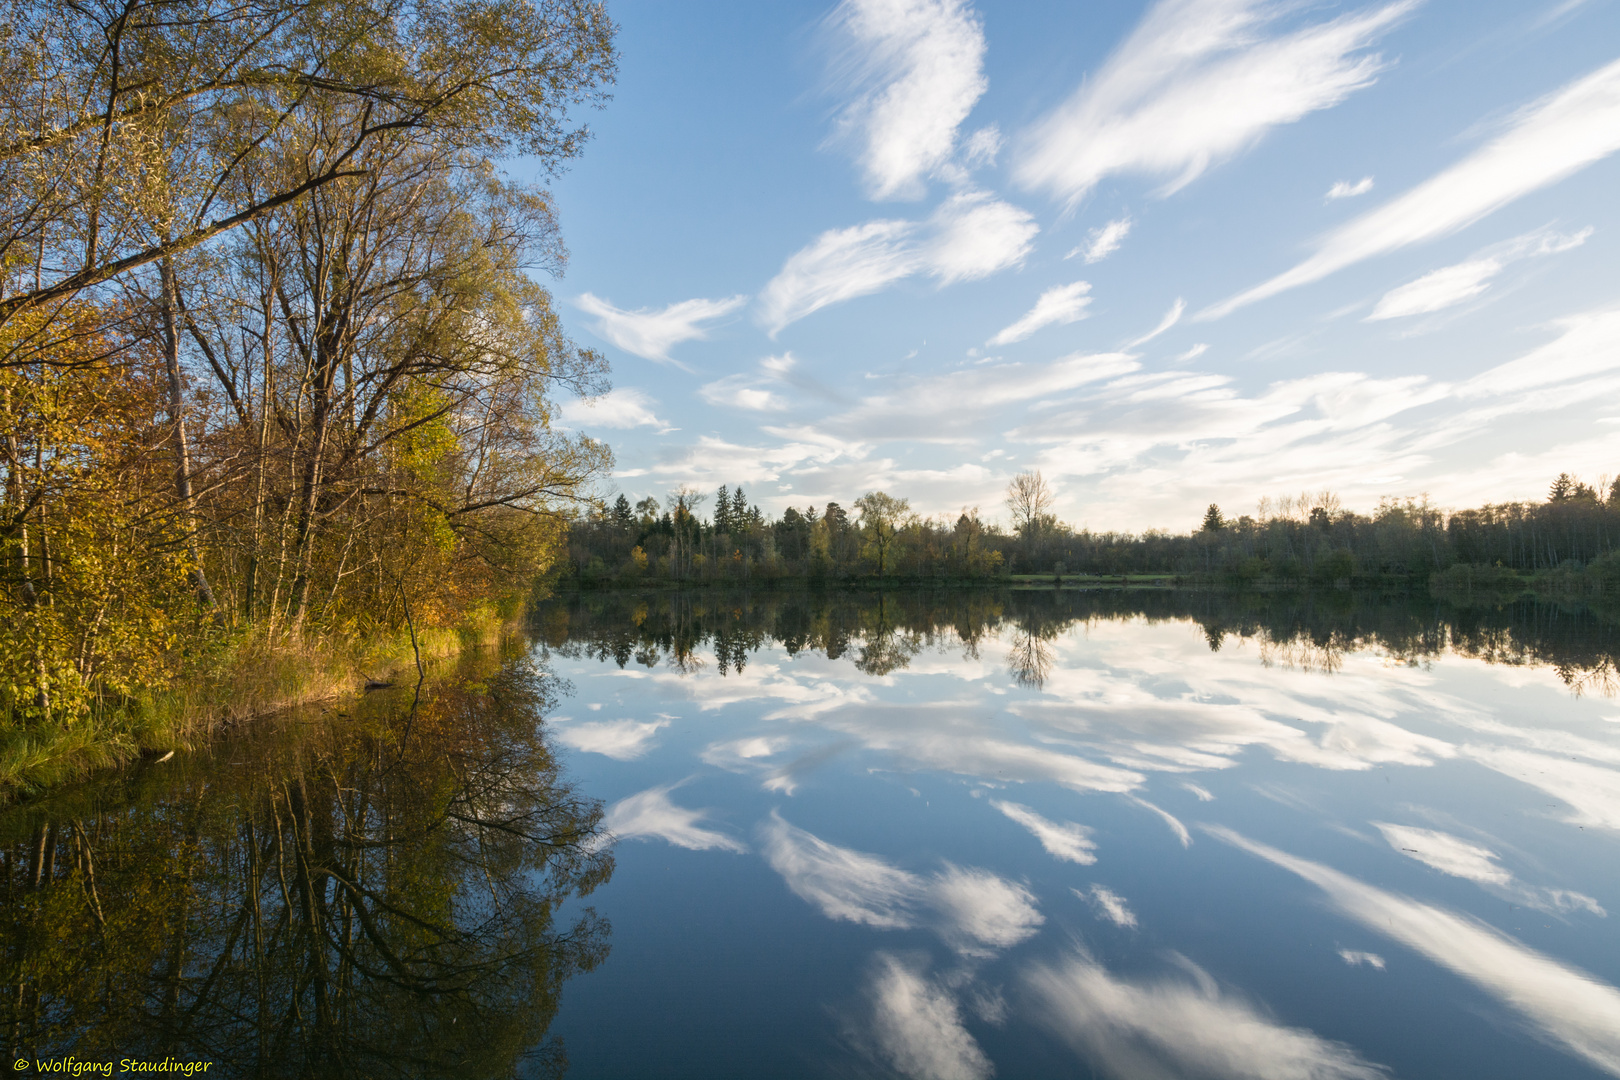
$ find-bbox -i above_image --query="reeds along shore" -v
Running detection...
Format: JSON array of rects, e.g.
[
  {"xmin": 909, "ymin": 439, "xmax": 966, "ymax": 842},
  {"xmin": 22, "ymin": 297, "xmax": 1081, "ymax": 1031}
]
[{"xmin": 0, "ymin": 599, "xmax": 521, "ymax": 799}]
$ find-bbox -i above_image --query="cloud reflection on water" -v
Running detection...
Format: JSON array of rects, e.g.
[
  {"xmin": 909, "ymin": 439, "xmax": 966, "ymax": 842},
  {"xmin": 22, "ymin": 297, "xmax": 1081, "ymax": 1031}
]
[
  {"xmin": 547, "ymin": 595, "xmax": 1620, "ymax": 1076},
  {"xmin": 867, "ymin": 954, "xmax": 994, "ymax": 1080},
  {"xmin": 760, "ymin": 812, "xmax": 1042, "ymax": 955},
  {"xmin": 1026, "ymin": 947, "xmax": 1388, "ymax": 1080},
  {"xmin": 991, "ymin": 800, "xmax": 1098, "ymax": 864},
  {"xmin": 552, "ymin": 716, "xmax": 672, "ymax": 759},
  {"xmin": 602, "ymin": 783, "xmax": 749, "ymax": 852},
  {"xmin": 1211, "ymin": 826, "xmax": 1620, "ymax": 1077}
]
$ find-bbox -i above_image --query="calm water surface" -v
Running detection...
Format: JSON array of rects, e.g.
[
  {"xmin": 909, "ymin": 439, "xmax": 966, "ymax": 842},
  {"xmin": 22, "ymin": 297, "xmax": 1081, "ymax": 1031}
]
[
  {"xmin": 5, "ymin": 590, "xmax": 1620, "ymax": 1079},
  {"xmin": 541, "ymin": 590, "xmax": 1620, "ymax": 1080}
]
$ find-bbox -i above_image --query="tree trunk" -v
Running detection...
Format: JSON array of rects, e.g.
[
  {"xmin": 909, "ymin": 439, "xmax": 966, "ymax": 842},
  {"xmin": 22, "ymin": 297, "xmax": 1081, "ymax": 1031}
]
[{"xmin": 159, "ymin": 256, "xmax": 217, "ymax": 612}]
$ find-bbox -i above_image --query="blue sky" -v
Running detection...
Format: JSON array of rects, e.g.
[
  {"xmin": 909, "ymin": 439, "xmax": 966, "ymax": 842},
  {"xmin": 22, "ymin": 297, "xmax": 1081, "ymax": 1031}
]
[{"xmin": 534, "ymin": 0, "xmax": 1620, "ymax": 531}]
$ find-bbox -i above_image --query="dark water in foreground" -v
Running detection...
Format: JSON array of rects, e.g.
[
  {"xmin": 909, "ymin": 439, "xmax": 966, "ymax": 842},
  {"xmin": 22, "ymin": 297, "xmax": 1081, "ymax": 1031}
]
[{"xmin": 6, "ymin": 589, "xmax": 1620, "ymax": 1078}]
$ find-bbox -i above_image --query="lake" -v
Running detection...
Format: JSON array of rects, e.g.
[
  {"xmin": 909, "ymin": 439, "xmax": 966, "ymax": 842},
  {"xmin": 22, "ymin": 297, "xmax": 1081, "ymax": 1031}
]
[{"xmin": 5, "ymin": 588, "xmax": 1620, "ymax": 1078}]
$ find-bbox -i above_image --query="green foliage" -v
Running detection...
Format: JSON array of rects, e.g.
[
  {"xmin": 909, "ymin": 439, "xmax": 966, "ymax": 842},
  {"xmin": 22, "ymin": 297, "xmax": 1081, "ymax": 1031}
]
[{"xmin": 0, "ymin": 0, "xmax": 620, "ymax": 795}]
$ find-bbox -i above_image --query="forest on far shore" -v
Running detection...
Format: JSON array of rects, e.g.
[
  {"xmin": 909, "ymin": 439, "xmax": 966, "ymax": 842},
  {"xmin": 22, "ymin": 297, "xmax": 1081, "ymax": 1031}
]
[{"xmin": 561, "ymin": 470, "xmax": 1620, "ymax": 598}]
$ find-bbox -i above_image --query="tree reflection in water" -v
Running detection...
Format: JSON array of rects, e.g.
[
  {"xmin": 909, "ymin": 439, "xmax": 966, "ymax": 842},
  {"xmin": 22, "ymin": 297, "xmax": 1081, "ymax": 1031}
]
[
  {"xmin": 540, "ymin": 586, "xmax": 1620, "ymax": 695},
  {"xmin": 0, "ymin": 651, "xmax": 611, "ymax": 1078}
]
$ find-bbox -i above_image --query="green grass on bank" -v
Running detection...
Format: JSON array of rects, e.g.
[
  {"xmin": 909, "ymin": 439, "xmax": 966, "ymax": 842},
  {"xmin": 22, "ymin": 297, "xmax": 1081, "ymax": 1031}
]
[{"xmin": 0, "ymin": 601, "xmax": 522, "ymax": 803}]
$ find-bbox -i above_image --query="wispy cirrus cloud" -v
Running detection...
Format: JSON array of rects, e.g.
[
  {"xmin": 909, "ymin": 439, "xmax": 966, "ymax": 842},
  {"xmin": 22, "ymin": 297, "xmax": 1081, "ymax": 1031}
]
[
  {"xmin": 557, "ymin": 387, "xmax": 676, "ymax": 434},
  {"xmin": 993, "ymin": 800, "xmax": 1097, "ymax": 864},
  {"xmin": 1368, "ymin": 225, "xmax": 1592, "ymax": 320},
  {"xmin": 1028, "ymin": 946, "xmax": 1387, "ymax": 1080},
  {"xmin": 759, "ymin": 811, "xmax": 1043, "ymax": 954},
  {"xmin": 759, "ymin": 191, "xmax": 1037, "ymax": 334},
  {"xmin": 1082, "ymin": 885, "xmax": 1138, "ymax": 928},
  {"xmin": 1212, "ymin": 826, "xmax": 1620, "ymax": 1076},
  {"xmin": 865, "ymin": 954, "xmax": 994, "ymax": 1080},
  {"xmin": 988, "ymin": 282, "xmax": 1093, "ymax": 346},
  {"xmin": 1369, "ymin": 259, "xmax": 1502, "ymax": 321},
  {"xmin": 1375, "ymin": 822, "xmax": 1513, "ymax": 885},
  {"xmin": 926, "ymin": 190, "xmax": 1041, "ymax": 285},
  {"xmin": 1376, "ymin": 820, "xmax": 1605, "ymax": 915},
  {"xmin": 1207, "ymin": 56, "xmax": 1620, "ymax": 317},
  {"xmin": 757, "ymin": 220, "xmax": 917, "ymax": 335},
  {"xmin": 573, "ymin": 293, "xmax": 747, "ymax": 363},
  {"xmin": 1327, "ymin": 176, "xmax": 1374, "ymax": 200},
  {"xmin": 1458, "ymin": 302, "xmax": 1620, "ymax": 397},
  {"xmin": 827, "ymin": 0, "xmax": 988, "ymax": 200},
  {"xmin": 602, "ymin": 784, "xmax": 748, "ymax": 852},
  {"xmin": 1339, "ymin": 949, "xmax": 1386, "ymax": 968},
  {"xmin": 1016, "ymin": 0, "xmax": 1412, "ymax": 206},
  {"xmin": 825, "ymin": 351, "xmax": 1142, "ymax": 441},
  {"xmin": 1067, "ymin": 218, "xmax": 1132, "ymax": 263},
  {"xmin": 1125, "ymin": 298, "xmax": 1185, "ymax": 347},
  {"xmin": 700, "ymin": 376, "xmax": 789, "ymax": 412},
  {"xmin": 553, "ymin": 717, "xmax": 672, "ymax": 760}
]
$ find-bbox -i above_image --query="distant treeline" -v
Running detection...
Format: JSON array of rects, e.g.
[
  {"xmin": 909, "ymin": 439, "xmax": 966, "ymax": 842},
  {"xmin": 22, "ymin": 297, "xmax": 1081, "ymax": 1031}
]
[
  {"xmin": 560, "ymin": 472, "xmax": 1620, "ymax": 594},
  {"xmin": 532, "ymin": 586, "xmax": 1620, "ymax": 696}
]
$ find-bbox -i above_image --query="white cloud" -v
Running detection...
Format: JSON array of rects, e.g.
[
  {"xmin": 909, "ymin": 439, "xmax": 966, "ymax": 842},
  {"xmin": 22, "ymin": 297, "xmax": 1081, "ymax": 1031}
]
[
  {"xmin": 1338, "ymin": 949, "xmax": 1386, "ymax": 969},
  {"xmin": 929, "ymin": 863, "xmax": 1045, "ymax": 956},
  {"xmin": 1208, "ymin": 57, "xmax": 1620, "ymax": 317},
  {"xmin": 557, "ymin": 387, "xmax": 676, "ymax": 433},
  {"xmin": 1377, "ymin": 817, "xmax": 1605, "ymax": 915},
  {"xmin": 699, "ymin": 375, "xmax": 789, "ymax": 412},
  {"xmin": 553, "ymin": 717, "xmax": 671, "ymax": 760},
  {"xmin": 1125, "ymin": 298, "xmax": 1185, "ymax": 347},
  {"xmin": 760, "ymin": 810, "xmax": 923, "ymax": 928},
  {"xmin": 1368, "ymin": 226, "xmax": 1593, "ymax": 320},
  {"xmin": 867, "ymin": 954, "xmax": 994, "ymax": 1080},
  {"xmin": 925, "ymin": 190, "xmax": 1040, "ymax": 285},
  {"xmin": 988, "ymin": 283, "xmax": 1093, "ymax": 346},
  {"xmin": 1327, "ymin": 176, "xmax": 1374, "ymax": 200},
  {"xmin": 1082, "ymin": 885, "xmax": 1138, "ymax": 928},
  {"xmin": 1067, "ymin": 217, "xmax": 1132, "ymax": 263},
  {"xmin": 760, "ymin": 812, "xmax": 1043, "ymax": 954},
  {"xmin": 603, "ymin": 784, "xmax": 748, "ymax": 852},
  {"xmin": 1127, "ymin": 795, "xmax": 1191, "ymax": 847},
  {"xmin": 993, "ymin": 800, "xmax": 1098, "ymax": 864},
  {"xmin": 1368, "ymin": 259, "xmax": 1501, "ymax": 320},
  {"xmin": 824, "ymin": 350, "xmax": 1141, "ymax": 441},
  {"xmin": 829, "ymin": 0, "xmax": 988, "ymax": 200},
  {"xmin": 1182, "ymin": 782, "xmax": 1215, "ymax": 801},
  {"xmin": 959, "ymin": 124, "xmax": 1002, "ymax": 168},
  {"xmin": 956, "ymin": 291, "xmax": 1620, "ymax": 526},
  {"xmin": 1016, "ymin": 0, "xmax": 1411, "ymax": 205},
  {"xmin": 1212, "ymin": 827, "xmax": 1620, "ymax": 1077},
  {"xmin": 1028, "ymin": 947, "xmax": 1388, "ymax": 1080},
  {"xmin": 760, "ymin": 194, "xmax": 1037, "ymax": 334},
  {"xmin": 572, "ymin": 293, "xmax": 746, "ymax": 363},
  {"xmin": 1459, "ymin": 303, "xmax": 1620, "ymax": 397},
  {"xmin": 758, "ymin": 220, "xmax": 919, "ymax": 334},
  {"xmin": 644, "ymin": 432, "xmax": 865, "ymax": 488},
  {"xmin": 1374, "ymin": 822, "xmax": 1513, "ymax": 886},
  {"xmin": 1463, "ymin": 744, "xmax": 1620, "ymax": 834}
]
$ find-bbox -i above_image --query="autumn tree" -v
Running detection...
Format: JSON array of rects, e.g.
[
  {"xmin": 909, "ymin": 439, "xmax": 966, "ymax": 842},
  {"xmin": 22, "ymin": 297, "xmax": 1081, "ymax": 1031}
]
[
  {"xmin": 855, "ymin": 491, "xmax": 911, "ymax": 578},
  {"xmin": 0, "ymin": 0, "xmax": 619, "ymax": 749},
  {"xmin": 0, "ymin": 0, "xmax": 615, "ymax": 350},
  {"xmin": 1006, "ymin": 470, "xmax": 1055, "ymax": 537}
]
